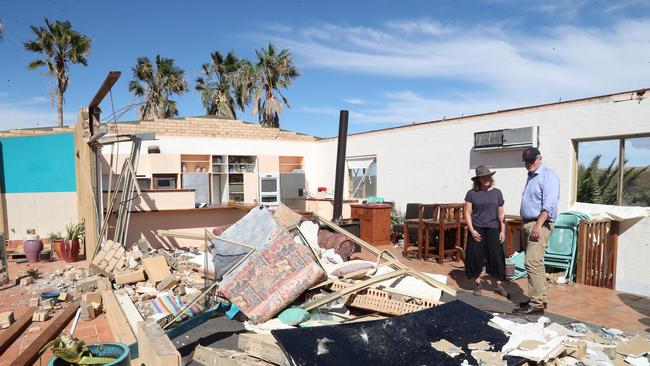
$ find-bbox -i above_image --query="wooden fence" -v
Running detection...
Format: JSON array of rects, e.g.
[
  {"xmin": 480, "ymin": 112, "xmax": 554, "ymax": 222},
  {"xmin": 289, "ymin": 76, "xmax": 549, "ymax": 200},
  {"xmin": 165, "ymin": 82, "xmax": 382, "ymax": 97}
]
[{"xmin": 575, "ymin": 219, "xmax": 619, "ymax": 289}]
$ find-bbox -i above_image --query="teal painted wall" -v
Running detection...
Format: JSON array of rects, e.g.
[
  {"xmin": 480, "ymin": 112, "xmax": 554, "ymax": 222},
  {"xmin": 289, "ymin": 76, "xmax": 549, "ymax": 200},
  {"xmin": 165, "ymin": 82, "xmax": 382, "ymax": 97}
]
[{"xmin": 0, "ymin": 133, "xmax": 76, "ymax": 193}]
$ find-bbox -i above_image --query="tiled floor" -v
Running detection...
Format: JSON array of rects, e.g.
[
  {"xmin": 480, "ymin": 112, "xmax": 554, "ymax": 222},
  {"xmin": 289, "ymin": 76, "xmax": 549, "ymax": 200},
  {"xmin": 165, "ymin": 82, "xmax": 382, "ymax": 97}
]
[
  {"xmin": 355, "ymin": 245, "xmax": 650, "ymax": 336},
  {"xmin": 0, "ymin": 258, "xmax": 114, "ymax": 366}
]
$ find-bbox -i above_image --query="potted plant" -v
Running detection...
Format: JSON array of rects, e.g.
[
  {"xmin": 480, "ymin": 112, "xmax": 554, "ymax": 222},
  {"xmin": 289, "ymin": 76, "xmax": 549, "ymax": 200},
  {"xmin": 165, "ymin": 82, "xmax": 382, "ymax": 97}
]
[
  {"xmin": 23, "ymin": 228, "xmax": 43, "ymax": 263},
  {"xmin": 61, "ymin": 222, "xmax": 84, "ymax": 263},
  {"xmin": 46, "ymin": 332, "xmax": 130, "ymax": 366},
  {"xmin": 49, "ymin": 232, "xmax": 64, "ymax": 260}
]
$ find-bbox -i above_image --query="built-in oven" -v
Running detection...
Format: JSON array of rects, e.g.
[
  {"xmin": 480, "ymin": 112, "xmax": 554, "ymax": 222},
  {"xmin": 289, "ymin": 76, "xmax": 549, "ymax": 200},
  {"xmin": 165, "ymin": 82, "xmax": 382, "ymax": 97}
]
[
  {"xmin": 154, "ymin": 175, "xmax": 176, "ymax": 190},
  {"xmin": 259, "ymin": 173, "xmax": 279, "ymax": 205}
]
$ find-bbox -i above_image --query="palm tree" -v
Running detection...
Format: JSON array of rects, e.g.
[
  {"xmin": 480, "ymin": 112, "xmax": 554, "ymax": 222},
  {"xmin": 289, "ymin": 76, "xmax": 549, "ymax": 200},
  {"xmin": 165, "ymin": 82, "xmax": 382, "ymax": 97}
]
[
  {"xmin": 577, "ymin": 154, "xmax": 649, "ymax": 205},
  {"xmin": 195, "ymin": 51, "xmax": 249, "ymax": 119},
  {"xmin": 129, "ymin": 55, "xmax": 188, "ymax": 120},
  {"xmin": 24, "ymin": 19, "xmax": 91, "ymax": 127},
  {"xmin": 251, "ymin": 43, "xmax": 300, "ymax": 128}
]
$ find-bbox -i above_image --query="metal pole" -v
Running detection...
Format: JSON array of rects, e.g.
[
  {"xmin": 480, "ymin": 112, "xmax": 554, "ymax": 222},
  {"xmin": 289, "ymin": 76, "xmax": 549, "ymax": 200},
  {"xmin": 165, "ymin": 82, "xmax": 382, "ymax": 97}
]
[{"xmin": 332, "ymin": 110, "xmax": 349, "ymax": 222}]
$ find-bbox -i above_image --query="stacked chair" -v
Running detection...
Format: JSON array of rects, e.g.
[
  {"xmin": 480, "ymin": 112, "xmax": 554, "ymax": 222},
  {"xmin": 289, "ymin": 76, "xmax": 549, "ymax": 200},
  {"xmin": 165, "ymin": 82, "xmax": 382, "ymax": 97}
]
[{"xmin": 506, "ymin": 211, "xmax": 589, "ymax": 281}]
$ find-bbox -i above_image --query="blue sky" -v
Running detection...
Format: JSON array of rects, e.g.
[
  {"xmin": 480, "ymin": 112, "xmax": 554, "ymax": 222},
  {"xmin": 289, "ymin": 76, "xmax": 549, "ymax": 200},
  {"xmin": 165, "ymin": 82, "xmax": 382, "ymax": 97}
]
[{"xmin": 1, "ymin": 0, "xmax": 650, "ymax": 138}]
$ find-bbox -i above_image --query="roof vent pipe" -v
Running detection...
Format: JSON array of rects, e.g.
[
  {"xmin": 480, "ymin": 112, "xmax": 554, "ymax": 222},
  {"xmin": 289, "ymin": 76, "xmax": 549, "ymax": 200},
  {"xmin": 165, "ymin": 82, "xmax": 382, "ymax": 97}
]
[{"xmin": 332, "ymin": 110, "xmax": 349, "ymax": 222}]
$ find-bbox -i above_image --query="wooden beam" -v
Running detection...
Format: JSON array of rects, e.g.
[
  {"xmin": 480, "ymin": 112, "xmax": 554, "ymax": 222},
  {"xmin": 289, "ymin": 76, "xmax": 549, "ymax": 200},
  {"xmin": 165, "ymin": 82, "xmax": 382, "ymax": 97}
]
[
  {"xmin": 101, "ymin": 291, "xmax": 137, "ymax": 345},
  {"xmin": 88, "ymin": 71, "xmax": 121, "ymax": 109},
  {"xmin": 317, "ymin": 215, "xmax": 456, "ymax": 296},
  {"xmin": 0, "ymin": 307, "xmax": 36, "ymax": 355},
  {"xmin": 11, "ymin": 301, "xmax": 80, "ymax": 366},
  {"xmin": 301, "ymin": 269, "xmax": 409, "ymax": 311},
  {"xmin": 114, "ymin": 291, "xmax": 143, "ymax": 336}
]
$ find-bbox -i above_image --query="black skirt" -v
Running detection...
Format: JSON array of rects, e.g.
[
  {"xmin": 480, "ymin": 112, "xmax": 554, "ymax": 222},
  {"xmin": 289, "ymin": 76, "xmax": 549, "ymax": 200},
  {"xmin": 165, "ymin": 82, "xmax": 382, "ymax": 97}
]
[{"xmin": 464, "ymin": 226, "xmax": 506, "ymax": 280}]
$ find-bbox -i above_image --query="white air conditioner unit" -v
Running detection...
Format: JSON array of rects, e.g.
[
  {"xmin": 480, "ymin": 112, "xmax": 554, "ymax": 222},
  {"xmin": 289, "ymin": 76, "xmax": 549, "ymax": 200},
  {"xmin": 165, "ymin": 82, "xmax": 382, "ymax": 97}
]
[{"xmin": 474, "ymin": 126, "xmax": 538, "ymax": 151}]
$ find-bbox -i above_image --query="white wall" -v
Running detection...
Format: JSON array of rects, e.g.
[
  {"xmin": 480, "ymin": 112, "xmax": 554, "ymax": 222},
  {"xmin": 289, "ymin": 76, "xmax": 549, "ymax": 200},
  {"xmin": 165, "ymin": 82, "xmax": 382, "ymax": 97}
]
[
  {"xmin": 4, "ymin": 192, "xmax": 78, "ymax": 239},
  {"xmin": 310, "ymin": 92, "xmax": 650, "ymax": 295}
]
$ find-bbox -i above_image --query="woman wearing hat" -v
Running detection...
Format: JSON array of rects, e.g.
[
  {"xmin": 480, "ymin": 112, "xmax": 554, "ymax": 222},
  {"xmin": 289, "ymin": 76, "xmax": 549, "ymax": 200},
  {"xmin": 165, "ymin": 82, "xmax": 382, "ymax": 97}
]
[{"xmin": 464, "ymin": 165, "xmax": 508, "ymax": 297}]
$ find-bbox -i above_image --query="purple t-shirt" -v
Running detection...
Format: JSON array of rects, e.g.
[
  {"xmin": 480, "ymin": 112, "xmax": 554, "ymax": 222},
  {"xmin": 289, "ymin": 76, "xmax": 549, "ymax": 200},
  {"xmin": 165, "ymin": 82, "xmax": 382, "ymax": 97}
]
[{"xmin": 464, "ymin": 188, "xmax": 504, "ymax": 228}]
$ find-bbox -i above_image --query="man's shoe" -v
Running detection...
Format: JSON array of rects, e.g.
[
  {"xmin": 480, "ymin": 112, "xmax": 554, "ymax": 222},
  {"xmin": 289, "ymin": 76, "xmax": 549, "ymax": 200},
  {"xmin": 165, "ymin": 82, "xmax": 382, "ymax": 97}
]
[
  {"xmin": 519, "ymin": 300, "xmax": 547, "ymax": 309},
  {"xmin": 495, "ymin": 284, "xmax": 509, "ymax": 298},
  {"xmin": 513, "ymin": 305, "xmax": 544, "ymax": 315},
  {"xmin": 473, "ymin": 283, "xmax": 481, "ymax": 296}
]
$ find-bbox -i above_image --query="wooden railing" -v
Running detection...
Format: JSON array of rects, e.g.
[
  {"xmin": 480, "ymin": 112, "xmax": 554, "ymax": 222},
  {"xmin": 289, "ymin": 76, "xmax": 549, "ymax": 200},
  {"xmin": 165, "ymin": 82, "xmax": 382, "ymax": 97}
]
[{"xmin": 576, "ymin": 219, "xmax": 619, "ymax": 289}]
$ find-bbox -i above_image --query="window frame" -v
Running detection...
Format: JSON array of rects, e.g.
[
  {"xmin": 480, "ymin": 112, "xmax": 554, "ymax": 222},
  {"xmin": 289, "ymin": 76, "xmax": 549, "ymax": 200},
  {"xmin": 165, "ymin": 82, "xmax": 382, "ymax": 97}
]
[
  {"xmin": 573, "ymin": 132, "xmax": 650, "ymax": 206},
  {"xmin": 346, "ymin": 156, "xmax": 377, "ymax": 199}
]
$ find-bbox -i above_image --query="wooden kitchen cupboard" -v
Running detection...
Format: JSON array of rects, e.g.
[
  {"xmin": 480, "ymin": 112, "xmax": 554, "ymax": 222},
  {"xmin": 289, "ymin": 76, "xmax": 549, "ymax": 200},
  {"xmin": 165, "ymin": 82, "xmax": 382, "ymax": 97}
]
[{"xmin": 350, "ymin": 204, "xmax": 392, "ymax": 246}]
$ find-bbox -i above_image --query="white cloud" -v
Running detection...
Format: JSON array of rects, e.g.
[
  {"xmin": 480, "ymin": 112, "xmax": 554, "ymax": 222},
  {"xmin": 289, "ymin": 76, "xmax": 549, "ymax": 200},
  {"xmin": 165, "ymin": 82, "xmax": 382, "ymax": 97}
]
[
  {"xmin": 343, "ymin": 98, "xmax": 364, "ymax": 105},
  {"xmin": 0, "ymin": 100, "xmax": 74, "ymax": 130},
  {"xmin": 271, "ymin": 18, "xmax": 650, "ymax": 125},
  {"xmin": 605, "ymin": 0, "xmax": 646, "ymax": 13}
]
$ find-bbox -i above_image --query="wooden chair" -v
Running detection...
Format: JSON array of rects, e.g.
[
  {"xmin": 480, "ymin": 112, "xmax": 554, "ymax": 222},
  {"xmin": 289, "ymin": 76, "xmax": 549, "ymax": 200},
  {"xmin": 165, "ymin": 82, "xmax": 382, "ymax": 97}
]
[
  {"xmin": 424, "ymin": 203, "xmax": 465, "ymax": 264},
  {"xmin": 402, "ymin": 204, "xmax": 438, "ymax": 259}
]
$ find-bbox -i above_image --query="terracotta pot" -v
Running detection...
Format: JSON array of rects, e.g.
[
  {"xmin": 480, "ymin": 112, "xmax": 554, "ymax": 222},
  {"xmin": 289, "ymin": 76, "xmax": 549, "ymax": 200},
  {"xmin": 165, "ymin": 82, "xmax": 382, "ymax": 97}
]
[
  {"xmin": 23, "ymin": 235, "xmax": 43, "ymax": 263},
  {"xmin": 52, "ymin": 240, "xmax": 64, "ymax": 259},
  {"xmin": 61, "ymin": 239, "xmax": 80, "ymax": 262}
]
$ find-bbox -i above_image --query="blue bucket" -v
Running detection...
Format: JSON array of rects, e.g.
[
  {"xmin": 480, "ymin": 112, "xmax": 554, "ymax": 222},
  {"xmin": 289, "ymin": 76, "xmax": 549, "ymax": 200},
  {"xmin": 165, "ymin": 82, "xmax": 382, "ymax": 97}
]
[{"xmin": 48, "ymin": 342, "xmax": 130, "ymax": 366}]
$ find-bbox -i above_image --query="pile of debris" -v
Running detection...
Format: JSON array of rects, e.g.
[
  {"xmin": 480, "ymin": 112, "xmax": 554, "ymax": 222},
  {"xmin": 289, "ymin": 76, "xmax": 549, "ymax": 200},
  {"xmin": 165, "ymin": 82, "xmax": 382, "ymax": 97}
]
[
  {"xmin": 486, "ymin": 315, "xmax": 650, "ymax": 365},
  {"xmin": 8, "ymin": 202, "xmax": 648, "ymax": 366}
]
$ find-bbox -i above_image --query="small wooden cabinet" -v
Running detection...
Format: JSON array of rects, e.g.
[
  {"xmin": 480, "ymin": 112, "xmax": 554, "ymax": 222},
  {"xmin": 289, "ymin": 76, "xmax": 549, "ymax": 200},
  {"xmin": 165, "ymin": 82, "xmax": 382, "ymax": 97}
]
[{"xmin": 350, "ymin": 204, "xmax": 392, "ymax": 246}]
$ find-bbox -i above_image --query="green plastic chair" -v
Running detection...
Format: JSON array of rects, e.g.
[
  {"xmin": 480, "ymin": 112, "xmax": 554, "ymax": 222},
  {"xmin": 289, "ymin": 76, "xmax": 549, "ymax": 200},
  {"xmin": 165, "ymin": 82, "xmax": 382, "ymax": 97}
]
[{"xmin": 544, "ymin": 211, "xmax": 590, "ymax": 280}]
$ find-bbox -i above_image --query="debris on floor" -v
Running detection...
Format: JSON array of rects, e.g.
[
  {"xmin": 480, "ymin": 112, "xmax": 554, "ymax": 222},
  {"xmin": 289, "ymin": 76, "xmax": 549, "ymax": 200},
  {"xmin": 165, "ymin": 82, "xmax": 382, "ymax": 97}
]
[{"xmin": 4, "ymin": 203, "xmax": 649, "ymax": 366}]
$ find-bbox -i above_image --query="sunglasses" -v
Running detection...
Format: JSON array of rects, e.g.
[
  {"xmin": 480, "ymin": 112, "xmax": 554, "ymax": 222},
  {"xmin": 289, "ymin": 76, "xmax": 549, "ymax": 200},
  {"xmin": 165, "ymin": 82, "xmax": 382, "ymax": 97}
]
[{"xmin": 523, "ymin": 158, "xmax": 537, "ymax": 164}]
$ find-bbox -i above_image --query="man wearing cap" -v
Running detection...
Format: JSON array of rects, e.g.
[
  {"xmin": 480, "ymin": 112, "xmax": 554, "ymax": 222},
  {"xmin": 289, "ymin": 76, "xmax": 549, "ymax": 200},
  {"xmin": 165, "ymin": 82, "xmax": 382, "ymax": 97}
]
[{"xmin": 514, "ymin": 147, "xmax": 560, "ymax": 315}]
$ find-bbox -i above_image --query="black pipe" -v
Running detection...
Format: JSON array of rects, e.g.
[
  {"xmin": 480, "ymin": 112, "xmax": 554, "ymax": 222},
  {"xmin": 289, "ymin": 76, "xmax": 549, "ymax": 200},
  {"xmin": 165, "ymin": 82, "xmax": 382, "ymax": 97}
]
[{"xmin": 332, "ymin": 110, "xmax": 349, "ymax": 222}]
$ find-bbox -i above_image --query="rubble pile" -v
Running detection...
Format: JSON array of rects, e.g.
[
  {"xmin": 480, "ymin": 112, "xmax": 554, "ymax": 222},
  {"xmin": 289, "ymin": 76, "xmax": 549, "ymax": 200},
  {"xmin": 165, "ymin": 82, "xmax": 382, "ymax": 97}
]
[{"xmin": 9, "ymin": 203, "xmax": 649, "ymax": 366}]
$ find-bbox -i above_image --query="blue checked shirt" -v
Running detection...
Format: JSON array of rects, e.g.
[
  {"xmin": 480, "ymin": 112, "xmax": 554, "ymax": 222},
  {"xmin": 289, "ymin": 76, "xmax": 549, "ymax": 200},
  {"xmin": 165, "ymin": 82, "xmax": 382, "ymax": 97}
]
[{"xmin": 520, "ymin": 164, "xmax": 560, "ymax": 222}]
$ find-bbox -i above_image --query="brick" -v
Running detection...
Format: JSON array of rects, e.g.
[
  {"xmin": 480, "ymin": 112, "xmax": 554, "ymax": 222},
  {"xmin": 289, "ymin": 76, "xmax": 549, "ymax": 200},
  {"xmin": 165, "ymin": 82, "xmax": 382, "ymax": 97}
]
[
  {"xmin": 114, "ymin": 269, "xmax": 146, "ymax": 285},
  {"xmin": 41, "ymin": 299, "xmax": 55, "ymax": 310},
  {"xmin": 58, "ymin": 292, "xmax": 70, "ymax": 302},
  {"xmin": 77, "ymin": 276, "xmax": 98, "ymax": 292},
  {"xmin": 142, "ymin": 256, "xmax": 171, "ymax": 283},
  {"xmin": 0, "ymin": 311, "xmax": 14, "ymax": 329},
  {"xmin": 82, "ymin": 291, "xmax": 102, "ymax": 305},
  {"xmin": 80, "ymin": 300, "xmax": 96, "ymax": 320},
  {"xmin": 29, "ymin": 297, "xmax": 40, "ymax": 307},
  {"xmin": 32, "ymin": 309, "xmax": 49, "ymax": 322},
  {"xmin": 156, "ymin": 275, "xmax": 178, "ymax": 292}
]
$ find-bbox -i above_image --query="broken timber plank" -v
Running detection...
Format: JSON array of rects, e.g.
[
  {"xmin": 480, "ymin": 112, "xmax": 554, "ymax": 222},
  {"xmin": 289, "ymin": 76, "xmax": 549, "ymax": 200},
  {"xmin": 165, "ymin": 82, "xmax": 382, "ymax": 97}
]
[
  {"xmin": 114, "ymin": 290, "xmax": 144, "ymax": 336},
  {"xmin": 137, "ymin": 319, "xmax": 182, "ymax": 366},
  {"xmin": 317, "ymin": 216, "xmax": 456, "ymax": 296},
  {"xmin": 301, "ymin": 269, "xmax": 409, "ymax": 311},
  {"xmin": 101, "ymin": 290, "xmax": 137, "ymax": 345},
  {"xmin": 0, "ymin": 307, "xmax": 36, "ymax": 355},
  {"xmin": 11, "ymin": 300, "xmax": 80, "ymax": 366}
]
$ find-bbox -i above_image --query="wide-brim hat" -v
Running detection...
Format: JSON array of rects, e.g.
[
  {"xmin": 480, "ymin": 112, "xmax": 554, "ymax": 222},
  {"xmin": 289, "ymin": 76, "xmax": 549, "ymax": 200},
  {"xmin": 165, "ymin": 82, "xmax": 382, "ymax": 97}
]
[{"xmin": 472, "ymin": 165, "xmax": 496, "ymax": 180}]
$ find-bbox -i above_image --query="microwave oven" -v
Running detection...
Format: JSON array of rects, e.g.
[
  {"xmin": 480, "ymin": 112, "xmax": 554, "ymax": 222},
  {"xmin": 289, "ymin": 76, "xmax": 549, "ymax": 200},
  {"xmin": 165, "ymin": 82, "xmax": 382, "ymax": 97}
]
[
  {"xmin": 259, "ymin": 173, "xmax": 279, "ymax": 205},
  {"xmin": 154, "ymin": 177, "xmax": 176, "ymax": 190}
]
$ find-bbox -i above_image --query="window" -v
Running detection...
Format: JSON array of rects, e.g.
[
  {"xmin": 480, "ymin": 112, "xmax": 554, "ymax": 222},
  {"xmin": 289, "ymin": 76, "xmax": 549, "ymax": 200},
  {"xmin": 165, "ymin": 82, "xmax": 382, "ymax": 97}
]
[
  {"xmin": 577, "ymin": 136, "xmax": 650, "ymax": 206},
  {"xmin": 347, "ymin": 157, "xmax": 377, "ymax": 199}
]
